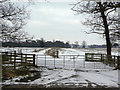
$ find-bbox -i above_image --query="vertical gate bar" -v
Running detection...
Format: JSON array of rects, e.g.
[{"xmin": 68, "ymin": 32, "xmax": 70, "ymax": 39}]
[
  {"xmin": 63, "ymin": 56, "xmax": 65, "ymax": 69},
  {"xmin": 94, "ymin": 59, "xmax": 95, "ymax": 69},
  {"xmin": 104, "ymin": 55, "xmax": 106, "ymax": 69},
  {"xmin": 102, "ymin": 55, "xmax": 104, "ymax": 69},
  {"xmin": 73, "ymin": 56, "xmax": 75, "ymax": 68},
  {"xmin": 37, "ymin": 55, "xmax": 39, "ymax": 66},
  {"xmin": 54, "ymin": 57, "xmax": 55, "ymax": 68},
  {"xmin": 101, "ymin": 54, "xmax": 103, "ymax": 62},
  {"xmin": 83, "ymin": 55, "xmax": 85, "ymax": 68},
  {"xmin": 45, "ymin": 55, "xmax": 46, "ymax": 67}
]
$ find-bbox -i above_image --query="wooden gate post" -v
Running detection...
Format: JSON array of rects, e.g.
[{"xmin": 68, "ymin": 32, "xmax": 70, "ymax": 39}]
[
  {"xmin": 56, "ymin": 49, "xmax": 59, "ymax": 58},
  {"xmin": 25, "ymin": 54, "xmax": 27, "ymax": 68},
  {"xmin": 117, "ymin": 56, "xmax": 120, "ymax": 70}
]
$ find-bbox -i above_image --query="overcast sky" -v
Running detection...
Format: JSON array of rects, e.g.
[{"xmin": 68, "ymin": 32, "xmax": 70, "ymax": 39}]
[{"xmin": 23, "ymin": 1, "xmax": 106, "ymax": 45}]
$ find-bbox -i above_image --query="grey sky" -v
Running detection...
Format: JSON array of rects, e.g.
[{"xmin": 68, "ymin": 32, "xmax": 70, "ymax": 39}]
[{"xmin": 24, "ymin": 1, "xmax": 105, "ymax": 45}]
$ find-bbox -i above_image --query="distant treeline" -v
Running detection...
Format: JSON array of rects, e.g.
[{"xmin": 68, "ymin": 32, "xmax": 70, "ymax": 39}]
[
  {"xmin": 2, "ymin": 40, "xmax": 71, "ymax": 48},
  {"xmin": 2, "ymin": 40, "xmax": 119, "ymax": 48},
  {"xmin": 88, "ymin": 43, "xmax": 119, "ymax": 48}
]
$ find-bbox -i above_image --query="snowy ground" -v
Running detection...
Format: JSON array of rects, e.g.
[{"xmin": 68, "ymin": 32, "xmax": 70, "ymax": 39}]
[
  {"xmin": 3, "ymin": 68, "xmax": 119, "ymax": 88},
  {"xmin": 1, "ymin": 47, "xmax": 120, "ymax": 88},
  {"xmin": 31, "ymin": 68, "xmax": 118, "ymax": 88}
]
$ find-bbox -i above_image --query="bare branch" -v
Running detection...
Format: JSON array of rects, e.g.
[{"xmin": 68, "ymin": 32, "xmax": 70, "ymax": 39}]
[{"xmin": 0, "ymin": 1, "xmax": 30, "ymax": 42}]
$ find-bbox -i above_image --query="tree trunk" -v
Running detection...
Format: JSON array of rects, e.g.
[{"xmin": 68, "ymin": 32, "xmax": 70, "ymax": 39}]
[{"xmin": 99, "ymin": 3, "xmax": 111, "ymax": 56}]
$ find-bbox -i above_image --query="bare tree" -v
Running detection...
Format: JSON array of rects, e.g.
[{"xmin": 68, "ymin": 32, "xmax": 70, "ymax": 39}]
[
  {"xmin": 74, "ymin": 41, "xmax": 79, "ymax": 48},
  {"xmin": 72, "ymin": 1, "xmax": 120, "ymax": 55},
  {"xmin": 0, "ymin": 0, "xmax": 30, "ymax": 42},
  {"xmin": 41, "ymin": 38, "xmax": 45, "ymax": 47},
  {"xmin": 82, "ymin": 40, "xmax": 86, "ymax": 48}
]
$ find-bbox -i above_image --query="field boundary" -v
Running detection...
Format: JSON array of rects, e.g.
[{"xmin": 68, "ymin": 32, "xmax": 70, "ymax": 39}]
[
  {"xmin": 2, "ymin": 52, "xmax": 35, "ymax": 69},
  {"xmin": 85, "ymin": 53, "xmax": 120, "ymax": 69}
]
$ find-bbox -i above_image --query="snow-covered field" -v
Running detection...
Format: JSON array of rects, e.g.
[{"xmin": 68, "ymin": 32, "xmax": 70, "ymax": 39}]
[
  {"xmin": 0, "ymin": 47, "xmax": 119, "ymax": 55},
  {"xmin": 1, "ymin": 47, "xmax": 120, "ymax": 88}
]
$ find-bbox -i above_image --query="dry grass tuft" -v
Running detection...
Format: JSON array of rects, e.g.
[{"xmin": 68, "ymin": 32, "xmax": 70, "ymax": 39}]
[
  {"xmin": 33, "ymin": 49, "xmax": 44, "ymax": 52},
  {"xmin": 45, "ymin": 48, "xmax": 60, "ymax": 58},
  {"xmin": 2, "ymin": 66, "xmax": 30, "ymax": 80}
]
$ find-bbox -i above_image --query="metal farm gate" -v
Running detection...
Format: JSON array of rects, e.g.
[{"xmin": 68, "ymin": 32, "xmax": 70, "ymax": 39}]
[{"xmin": 35, "ymin": 54, "xmax": 117, "ymax": 70}]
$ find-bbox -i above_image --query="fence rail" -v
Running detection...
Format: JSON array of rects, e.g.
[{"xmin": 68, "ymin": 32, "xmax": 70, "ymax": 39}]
[
  {"xmin": 85, "ymin": 53, "xmax": 120, "ymax": 69},
  {"xmin": 2, "ymin": 52, "xmax": 35, "ymax": 69},
  {"xmin": 3, "ymin": 52, "xmax": 119, "ymax": 70}
]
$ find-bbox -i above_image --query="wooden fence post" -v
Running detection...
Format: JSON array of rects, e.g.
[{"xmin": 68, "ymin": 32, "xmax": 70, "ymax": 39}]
[
  {"xmin": 85, "ymin": 53, "xmax": 88, "ymax": 61},
  {"xmin": 6, "ymin": 52, "xmax": 8, "ymax": 61},
  {"xmin": 33, "ymin": 54, "xmax": 35, "ymax": 66},
  {"xmin": 91, "ymin": 53, "xmax": 94, "ymax": 61},
  {"xmin": 21, "ymin": 53, "xmax": 23, "ymax": 65},
  {"xmin": 14, "ymin": 51, "xmax": 16, "ymax": 69},
  {"xmin": 25, "ymin": 54, "xmax": 27, "ymax": 68},
  {"xmin": 105, "ymin": 55, "xmax": 108, "ymax": 65},
  {"xmin": 56, "ymin": 49, "xmax": 59, "ymax": 58},
  {"xmin": 114, "ymin": 56, "xmax": 116, "ymax": 67},
  {"xmin": 10, "ymin": 53, "xmax": 12, "ymax": 63},
  {"xmin": 101, "ymin": 54, "xmax": 103, "ymax": 62}
]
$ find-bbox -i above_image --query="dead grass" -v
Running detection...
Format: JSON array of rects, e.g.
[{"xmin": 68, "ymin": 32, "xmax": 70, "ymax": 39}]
[
  {"xmin": 33, "ymin": 49, "xmax": 44, "ymax": 52},
  {"xmin": 45, "ymin": 48, "xmax": 61, "ymax": 58},
  {"xmin": 2, "ymin": 66, "xmax": 30, "ymax": 80}
]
